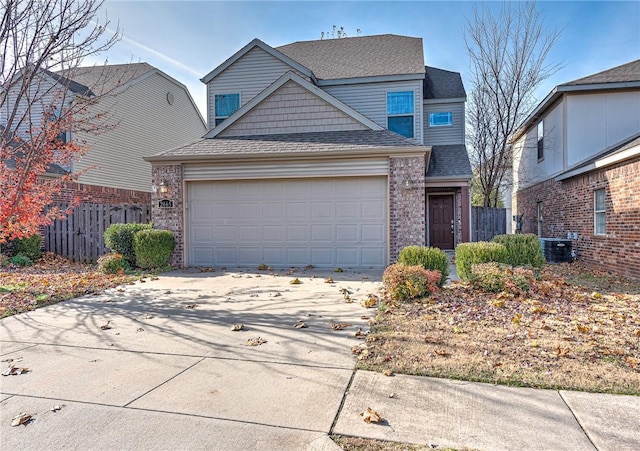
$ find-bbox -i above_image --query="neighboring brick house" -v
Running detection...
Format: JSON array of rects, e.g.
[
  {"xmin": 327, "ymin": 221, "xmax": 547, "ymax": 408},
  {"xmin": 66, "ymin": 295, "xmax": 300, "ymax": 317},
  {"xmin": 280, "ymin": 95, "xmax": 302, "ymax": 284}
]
[
  {"xmin": 146, "ymin": 35, "xmax": 472, "ymax": 269},
  {"xmin": 511, "ymin": 59, "xmax": 640, "ymax": 278},
  {"xmin": 1, "ymin": 63, "xmax": 207, "ymax": 205}
]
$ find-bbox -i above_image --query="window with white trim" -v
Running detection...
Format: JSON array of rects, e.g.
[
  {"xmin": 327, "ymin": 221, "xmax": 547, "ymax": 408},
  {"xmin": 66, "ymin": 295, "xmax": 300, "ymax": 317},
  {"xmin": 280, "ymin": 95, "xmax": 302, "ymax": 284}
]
[
  {"xmin": 537, "ymin": 120, "xmax": 544, "ymax": 161},
  {"xmin": 214, "ymin": 93, "xmax": 240, "ymax": 126},
  {"xmin": 387, "ymin": 91, "xmax": 414, "ymax": 138},
  {"xmin": 594, "ymin": 189, "xmax": 606, "ymax": 235},
  {"xmin": 429, "ymin": 112, "xmax": 453, "ymax": 127}
]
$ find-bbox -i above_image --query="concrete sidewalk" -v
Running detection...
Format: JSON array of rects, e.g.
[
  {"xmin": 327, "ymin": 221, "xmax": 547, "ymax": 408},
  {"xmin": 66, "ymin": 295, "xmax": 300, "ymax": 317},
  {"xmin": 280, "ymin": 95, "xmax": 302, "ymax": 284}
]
[{"xmin": 1, "ymin": 269, "xmax": 639, "ymax": 450}]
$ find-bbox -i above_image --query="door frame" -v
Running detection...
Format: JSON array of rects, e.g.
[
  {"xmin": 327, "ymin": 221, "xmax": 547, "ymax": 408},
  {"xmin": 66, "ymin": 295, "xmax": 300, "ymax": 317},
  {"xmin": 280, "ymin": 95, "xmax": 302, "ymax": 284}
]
[{"xmin": 426, "ymin": 193, "xmax": 456, "ymax": 249}]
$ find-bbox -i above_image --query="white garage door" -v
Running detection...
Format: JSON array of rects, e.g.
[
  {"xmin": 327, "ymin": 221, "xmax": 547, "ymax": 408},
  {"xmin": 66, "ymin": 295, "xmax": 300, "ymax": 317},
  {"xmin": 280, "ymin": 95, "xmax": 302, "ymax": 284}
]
[{"xmin": 188, "ymin": 177, "xmax": 387, "ymax": 268}]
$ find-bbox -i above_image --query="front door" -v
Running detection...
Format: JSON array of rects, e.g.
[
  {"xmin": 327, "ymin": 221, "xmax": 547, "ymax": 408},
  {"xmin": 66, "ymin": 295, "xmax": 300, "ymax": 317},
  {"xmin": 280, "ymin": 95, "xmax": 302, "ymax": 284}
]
[{"xmin": 429, "ymin": 195, "xmax": 454, "ymax": 249}]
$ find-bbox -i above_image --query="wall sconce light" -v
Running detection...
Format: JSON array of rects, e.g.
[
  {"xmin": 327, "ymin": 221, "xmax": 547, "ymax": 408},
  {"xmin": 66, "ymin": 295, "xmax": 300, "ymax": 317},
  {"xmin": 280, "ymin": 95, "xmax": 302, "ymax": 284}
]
[
  {"xmin": 159, "ymin": 180, "xmax": 169, "ymax": 195},
  {"xmin": 402, "ymin": 177, "xmax": 412, "ymax": 189}
]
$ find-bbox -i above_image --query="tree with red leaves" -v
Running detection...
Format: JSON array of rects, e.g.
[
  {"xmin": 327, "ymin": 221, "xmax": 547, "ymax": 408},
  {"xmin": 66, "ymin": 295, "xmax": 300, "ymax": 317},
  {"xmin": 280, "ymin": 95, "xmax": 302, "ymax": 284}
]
[{"xmin": 0, "ymin": 0, "xmax": 120, "ymax": 244}]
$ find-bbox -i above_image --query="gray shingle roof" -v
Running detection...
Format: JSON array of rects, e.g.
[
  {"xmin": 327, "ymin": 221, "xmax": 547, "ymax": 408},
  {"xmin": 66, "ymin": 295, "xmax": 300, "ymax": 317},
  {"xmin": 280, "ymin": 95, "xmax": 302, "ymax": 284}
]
[
  {"xmin": 276, "ymin": 35, "xmax": 425, "ymax": 80},
  {"xmin": 56, "ymin": 63, "xmax": 155, "ymax": 95},
  {"xmin": 562, "ymin": 59, "xmax": 640, "ymax": 86},
  {"xmin": 423, "ymin": 66, "xmax": 466, "ymax": 99},
  {"xmin": 155, "ymin": 130, "xmax": 419, "ymax": 158},
  {"xmin": 426, "ymin": 145, "xmax": 472, "ymax": 178},
  {"xmin": 45, "ymin": 70, "xmax": 94, "ymax": 96}
]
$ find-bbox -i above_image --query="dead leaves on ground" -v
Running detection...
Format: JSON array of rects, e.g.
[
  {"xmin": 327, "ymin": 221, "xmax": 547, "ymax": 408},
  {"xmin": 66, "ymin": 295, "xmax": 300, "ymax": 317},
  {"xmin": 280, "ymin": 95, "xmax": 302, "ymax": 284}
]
[
  {"xmin": 2, "ymin": 365, "xmax": 29, "ymax": 376},
  {"xmin": 361, "ymin": 263, "xmax": 640, "ymax": 394},
  {"xmin": 11, "ymin": 413, "xmax": 33, "ymax": 427},
  {"xmin": 1, "ymin": 253, "xmax": 135, "ymax": 318},
  {"xmin": 246, "ymin": 337, "xmax": 267, "ymax": 346},
  {"xmin": 361, "ymin": 407, "xmax": 383, "ymax": 424},
  {"xmin": 231, "ymin": 324, "xmax": 245, "ymax": 331},
  {"xmin": 331, "ymin": 322, "xmax": 352, "ymax": 331}
]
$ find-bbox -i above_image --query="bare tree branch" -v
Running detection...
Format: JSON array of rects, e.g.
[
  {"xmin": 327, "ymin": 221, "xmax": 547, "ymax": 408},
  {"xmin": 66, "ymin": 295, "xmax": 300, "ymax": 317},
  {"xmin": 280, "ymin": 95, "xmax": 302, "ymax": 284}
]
[{"xmin": 465, "ymin": 1, "xmax": 562, "ymax": 207}]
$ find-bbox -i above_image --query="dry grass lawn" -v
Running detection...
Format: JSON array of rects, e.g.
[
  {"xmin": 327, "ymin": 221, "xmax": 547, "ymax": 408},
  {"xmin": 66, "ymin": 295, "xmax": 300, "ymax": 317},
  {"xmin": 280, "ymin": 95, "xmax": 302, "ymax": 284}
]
[
  {"xmin": 357, "ymin": 262, "xmax": 640, "ymax": 395},
  {"xmin": 332, "ymin": 435, "xmax": 472, "ymax": 451}
]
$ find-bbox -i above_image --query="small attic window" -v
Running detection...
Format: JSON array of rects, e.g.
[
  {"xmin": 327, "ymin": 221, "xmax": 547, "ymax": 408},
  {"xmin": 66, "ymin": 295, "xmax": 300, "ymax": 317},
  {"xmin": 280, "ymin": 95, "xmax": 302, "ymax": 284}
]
[
  {"xmin": 215, "ymin": 93, "xmax": 240, "ymax": 126},
  {"xmin": 429, "ymin": 112, "xmax": 452, "ymax": 127}
]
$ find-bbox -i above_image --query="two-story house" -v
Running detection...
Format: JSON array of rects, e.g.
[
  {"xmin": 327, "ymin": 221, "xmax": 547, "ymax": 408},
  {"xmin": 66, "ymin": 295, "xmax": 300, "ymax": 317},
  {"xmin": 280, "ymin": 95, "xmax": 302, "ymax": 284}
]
[
  {"xmin": 147, "ymin": 35, "xmax": 472, "ymax": 269},
  {"xmin": 2, "ymin": 63, "xmax": 207, "ymax": 205},
  {"xmin": 511, "ymin": 59, "xmax": 640, "ymax": 278}
]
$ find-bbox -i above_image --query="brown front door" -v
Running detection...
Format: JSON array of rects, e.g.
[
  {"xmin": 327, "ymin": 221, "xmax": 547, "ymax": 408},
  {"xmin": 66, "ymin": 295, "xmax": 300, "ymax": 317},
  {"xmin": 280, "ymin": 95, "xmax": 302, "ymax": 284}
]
[{"xmin": 429, "ymin": 195, "xmax": 454, "ymax": 249}]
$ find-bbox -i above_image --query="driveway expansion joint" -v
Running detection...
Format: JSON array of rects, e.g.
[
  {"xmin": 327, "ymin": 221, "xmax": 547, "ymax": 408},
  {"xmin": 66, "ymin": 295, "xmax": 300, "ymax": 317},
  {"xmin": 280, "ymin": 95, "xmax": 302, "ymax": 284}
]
[{"xmin": 558, "ymin": 390, "xmax": 600, "ymax": 450}]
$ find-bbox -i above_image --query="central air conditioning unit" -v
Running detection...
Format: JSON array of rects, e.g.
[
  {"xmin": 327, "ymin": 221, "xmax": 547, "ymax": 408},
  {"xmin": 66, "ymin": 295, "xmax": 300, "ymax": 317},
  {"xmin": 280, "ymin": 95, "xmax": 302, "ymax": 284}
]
[{"xmin": 539, "ymin": 238, "xmax": 573, "ymax": 263}]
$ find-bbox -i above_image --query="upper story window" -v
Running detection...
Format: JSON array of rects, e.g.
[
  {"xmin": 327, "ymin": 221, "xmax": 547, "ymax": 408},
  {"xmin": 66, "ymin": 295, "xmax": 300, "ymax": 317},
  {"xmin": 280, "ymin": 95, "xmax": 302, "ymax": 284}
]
[
  {"xmin": 537, "ymin": 120, "xmax": 544, "ymax": 161},
  {"xmin": 214, "ymin": 93, "xmax": 240, "ymax": 126},
  {"xmin": 387, "ymin": 91, "xmax": 414, "ymax": 138},
  {"xmin": 594, "ymin": 189, "xmax": 606, "ymax": 235},
  {"xmin": 429, "ymin": 112, "xmax": 453, "ymax": 127}
]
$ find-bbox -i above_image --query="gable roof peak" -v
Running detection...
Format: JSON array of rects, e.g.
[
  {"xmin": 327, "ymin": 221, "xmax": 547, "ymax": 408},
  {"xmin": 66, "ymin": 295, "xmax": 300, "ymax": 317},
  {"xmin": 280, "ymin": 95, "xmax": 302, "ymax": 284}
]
[{"xmin": 562, "ymin": 58, "xmax": 640, "ymax": 86}]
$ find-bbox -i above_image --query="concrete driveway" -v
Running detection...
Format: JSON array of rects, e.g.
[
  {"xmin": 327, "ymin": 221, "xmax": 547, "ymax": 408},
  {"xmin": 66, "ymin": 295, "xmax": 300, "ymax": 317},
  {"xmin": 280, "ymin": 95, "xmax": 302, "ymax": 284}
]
[{"xmin": 1, "ymin": 268, "xmax": 383, "ymax": 450}]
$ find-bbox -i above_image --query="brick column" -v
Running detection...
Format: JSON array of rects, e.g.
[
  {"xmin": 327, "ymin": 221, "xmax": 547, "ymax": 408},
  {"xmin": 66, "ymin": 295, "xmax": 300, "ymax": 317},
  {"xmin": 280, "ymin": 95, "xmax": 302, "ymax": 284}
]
[
  {"xmin": 389, "ymin": 155, "xmax": 426, "ymax": 261},
  {"xmin": 151, "ymin": 164, "xmax": 184, "ymax": 267}
]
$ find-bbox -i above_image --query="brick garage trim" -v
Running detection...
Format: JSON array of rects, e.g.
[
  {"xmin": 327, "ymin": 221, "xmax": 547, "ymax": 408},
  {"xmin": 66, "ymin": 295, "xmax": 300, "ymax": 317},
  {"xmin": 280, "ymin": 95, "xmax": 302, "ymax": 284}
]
[
  {"xmin": 515, "ymin": 157, "xmax": 640, "ymax": 278},
  {"xmin": 151, "ymin": 164, "xmax": 184, "ymax": 267},
  {"xmin": 389, "ymin": 156, "xmax": 426, "ymax": 260}
]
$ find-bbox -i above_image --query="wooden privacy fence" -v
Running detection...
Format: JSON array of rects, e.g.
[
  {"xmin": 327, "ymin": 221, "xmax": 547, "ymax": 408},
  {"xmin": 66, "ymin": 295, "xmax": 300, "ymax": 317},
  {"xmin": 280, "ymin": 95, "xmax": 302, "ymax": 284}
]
[
  {"xmin": 44, "ymin": 203, "xmax": 151, "ymax": 263},
  {"xmin": 472, "ymin": 207, "xmax": 507, "ymax": 242}
]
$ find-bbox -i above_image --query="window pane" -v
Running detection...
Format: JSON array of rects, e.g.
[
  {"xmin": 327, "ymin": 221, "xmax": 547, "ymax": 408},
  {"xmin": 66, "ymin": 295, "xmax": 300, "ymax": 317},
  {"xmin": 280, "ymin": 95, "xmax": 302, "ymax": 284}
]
[
  {"xmin": 388, "ymin": 116, "xmax": 414, "ymax": 138},
  {"xmin": 595, "ymin": 212, "xmax": 606, "ymax": 234},
  {"xmin": 215, "ymin": 93, "xmax": 240, "ymax": 117},
  {"xmin": 387, "ymin": 92, "xmax": 414, "ymax": 115},
  {"xmin": 595, "ymin": 189, "xmax": 605, "ymax": 210},
  {"xmin": 537, "ymin": 121, "xmax": 544, "ymax": 160},
  {"xmin": 429, "ymin": 112, "xmax": 452, "ymax": 127}
]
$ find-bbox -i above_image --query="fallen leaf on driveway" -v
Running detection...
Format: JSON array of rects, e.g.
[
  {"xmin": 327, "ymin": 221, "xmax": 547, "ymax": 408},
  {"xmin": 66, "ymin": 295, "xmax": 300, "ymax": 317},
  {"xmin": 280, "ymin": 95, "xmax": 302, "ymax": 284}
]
[
  {"xmin": 2, "ymin": 365, "xmax": 29, "ymax": 376},
  {"xmin": 143, "ymin": 314, "xmax": 154, "ymax": 320},
  {"xmin": 334, "ymin": 268, "xmax": 343, "ymax": 273},
  {"xmin": 383, "ymin": 369, "xmax": 394, "ymax": 377},
  {"xmin": 272, "ymin": 292, "xmax": 282, "ymax": 297},
  {"xmin": 136, "ymin": 327, "xmax": 144, "ymax": 332},
  {"xmin": 354, "ymin": 328, "xmax": 367, "ymax": 339},
  {"xmin": 246, "ymin": 337, "xmax": 267, "ymax": 346},
  {"xmin": 361, "ymin": 294, "xmax": 378, "ymax": 308},
  {"xmin": 99, "ymin": 321, "xmax": 111, "ymax": 330},
  {"xmin": 11, "ymin": 413, "xmax": 33, "ymax": 426},
  {"xmin": 290, "ymin": 278, "xmax": 302, "ymax": 285},
  {"xmin": 185, "ymin": 304, "xmax": 197, "ymax": 309},
  {"xmin": 331, "ymin": 322, "xmax": 352, "ymax": 330},
  {"xmin": 325, "ymin": 277, "xmax": 334, "ymax": 283},
  {"xmin": 231, "ymin": 324, "xmax": 244, "ymax": 331},
  {"xmin": 50, "ymin": 405, "xmax": 63, "ymax": 412},
  {"xmin": 361, "ymin": 407, "xmax": 383, "ymax": 423},
  {"xmin": 305, "ymin": 264, "xmax": 314, "ymax": 270},
  {"xmin": 294, "ymin": 321, "xmax": 308, "ymax": 329}
]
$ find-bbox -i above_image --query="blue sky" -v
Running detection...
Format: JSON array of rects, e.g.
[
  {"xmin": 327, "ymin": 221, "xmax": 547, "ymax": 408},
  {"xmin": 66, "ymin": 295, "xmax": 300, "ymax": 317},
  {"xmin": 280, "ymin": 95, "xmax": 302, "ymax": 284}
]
[{"xmin": 96, "ymin": 1, "xmax": 640, "ymax": 116}]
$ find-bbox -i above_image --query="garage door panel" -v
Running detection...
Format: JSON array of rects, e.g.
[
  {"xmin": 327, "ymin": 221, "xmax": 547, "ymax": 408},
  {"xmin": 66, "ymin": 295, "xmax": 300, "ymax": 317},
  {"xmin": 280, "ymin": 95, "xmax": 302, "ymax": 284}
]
[
  {"xmin": 336, "ymin": 224, "xmax": 358, "ymax": 241},
  {"xmin": 188, "ymin": 177, "xmax": 387, "ymax": 268},
  {"xmin": 286, "ymin": 225, "xmax": 309, "ymax": 241},
  {"xmin": 362, "ymin": 224, "xmax": 385, "ymax": 242}
]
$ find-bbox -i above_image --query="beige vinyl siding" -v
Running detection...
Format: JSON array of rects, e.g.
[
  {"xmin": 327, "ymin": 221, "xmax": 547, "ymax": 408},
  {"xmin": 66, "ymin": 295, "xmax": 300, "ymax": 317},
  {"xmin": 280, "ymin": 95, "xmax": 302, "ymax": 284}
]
[
  {"xmin": 323, "ymin": 80, "xmax": 423, "ymax": 144},
  {"xmin": 74, "ymin": 72, "xmax": 207, "ymax": 192},
  {"xmin": 423, "ymin": 101, "xmax": 465, "ymax": 145},
  {"xmin": 206, "ymin": 47, "xmax": 309, "ymax": 129},
  {"xmin": 219, "ymin": 81, "xmax": 368, "ymax": 137}
]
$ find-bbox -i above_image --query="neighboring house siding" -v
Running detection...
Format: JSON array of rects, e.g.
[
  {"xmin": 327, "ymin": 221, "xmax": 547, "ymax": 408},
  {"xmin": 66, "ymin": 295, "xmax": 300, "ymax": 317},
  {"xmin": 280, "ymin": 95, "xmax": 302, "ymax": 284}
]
[
  {"xmin": 206, "ymin": 47, "xmax": 308, "ymax": 129},
  {"xmin": 423, "ymin": 101, "xmax": 465, "ymax": 145},
  {"xmin": 513, "ymin": 101, "xmax": 564, "ymax": 191},
  {"xmin": 566, "ymin": 91, "xmax": 640, "ymax": 167},
  {"xmin": 74, "ymin": 72, "xmax": 207, "ymax": 192},
  {"xmin": 324, "ymin": 80, "xmax": 423, "ymax": 144},
  {"xmin": 515, "ymin": 157, "xmax": 640, "ymax": 278},
  {"xmin": 219, "ymin": 81, "xmax": 368, "ymax": 137},
  {"xmin": 1, "ymin": 74, "xmax": 68, "ymax": 139}
]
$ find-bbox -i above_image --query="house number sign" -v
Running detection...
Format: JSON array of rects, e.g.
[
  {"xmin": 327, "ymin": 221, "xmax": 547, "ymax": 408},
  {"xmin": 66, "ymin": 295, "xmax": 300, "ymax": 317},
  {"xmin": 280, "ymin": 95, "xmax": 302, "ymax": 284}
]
[{"xmin": 158, "ymin": 199, "xmax": 174, "ymax": 209}]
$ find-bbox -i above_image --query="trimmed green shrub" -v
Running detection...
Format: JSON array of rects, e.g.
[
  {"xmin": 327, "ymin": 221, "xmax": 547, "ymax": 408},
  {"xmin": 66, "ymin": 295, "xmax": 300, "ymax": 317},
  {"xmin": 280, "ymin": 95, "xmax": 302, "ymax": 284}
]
[
  {"xmin": 133, "ymin": 229, "xmax": 175, "ymax": 269},
  {"xmin": 382, "ymin": 263, "xmax": 441, "ymax": 302},
  {"xmin": 97, "ymin": 253, "xmax": 127, "ymax": 274},
  {"xmin": 398, "ymin": 245, "xmax": 450, "ymax": 287},
  {"xmin": 10, "ymin": 254, "xmax": 33, "ymax": 267},
  {"xmin": 0, "ymin": 254, "xmax": 8, "ymax": 268},
  {"xmin": 455, "ymin": 242, "xmax": 507, "ymax": 282},
  {"xmin": 12, "ymin": 235, "xmax": 42, "ymax": 261},
  {"xmin": 104, "ymin": 223, "xmax": 151, "ymax": 266},
  {"xmin": 470, "ymin": 262, "xmax": 534, "ymax": 294},
  {"xmin": 492, "ymin": 234, "xmax": 545, "ymax": 268}
]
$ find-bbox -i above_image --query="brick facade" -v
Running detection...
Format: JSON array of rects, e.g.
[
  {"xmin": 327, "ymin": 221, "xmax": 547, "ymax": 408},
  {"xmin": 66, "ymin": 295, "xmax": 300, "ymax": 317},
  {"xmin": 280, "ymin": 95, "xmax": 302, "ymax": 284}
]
[
  {"xmin": 515, "ymin": 157, "xmax": 640, "ymax": 278},
  {"xmin": 389, "ymin": 155, "xmax": 426, "ymax": 260},
  {"xmin": 151, "ymin": 164, "xmax": 184, "ymax": 267},
  {"xmin": 52, "ymin": 181, "xmax": 151, "ymax": 205}
]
